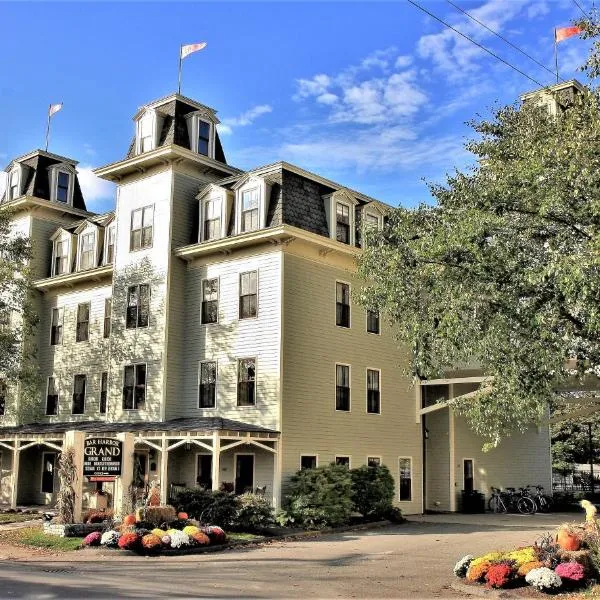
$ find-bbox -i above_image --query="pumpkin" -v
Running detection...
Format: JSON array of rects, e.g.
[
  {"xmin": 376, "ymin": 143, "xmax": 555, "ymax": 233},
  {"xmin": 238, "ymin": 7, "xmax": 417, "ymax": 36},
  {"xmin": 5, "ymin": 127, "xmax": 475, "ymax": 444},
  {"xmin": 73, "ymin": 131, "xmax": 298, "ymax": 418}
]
[
  {"xmin": 557, "ymin": 527, "xmax": 581, "ymax": 551},
  {"xmin": 123, "ymin": 514, "xmax": 137, "ymax": 526},
  {"xmin": 178, "ymin": 512, "xmax": 189, "ymax": 520}
]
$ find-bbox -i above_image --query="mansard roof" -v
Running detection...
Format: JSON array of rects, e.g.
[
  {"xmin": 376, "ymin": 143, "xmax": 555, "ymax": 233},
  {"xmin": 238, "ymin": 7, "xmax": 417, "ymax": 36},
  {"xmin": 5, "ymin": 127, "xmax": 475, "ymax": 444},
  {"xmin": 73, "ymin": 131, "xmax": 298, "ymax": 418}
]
[
  {"xmin": 125, "ymin": 93, "xmax": 227, "ymax": 164},
  {"xmin": 2, "ymin": 149, "xmax": 87, "ymax": 210}
]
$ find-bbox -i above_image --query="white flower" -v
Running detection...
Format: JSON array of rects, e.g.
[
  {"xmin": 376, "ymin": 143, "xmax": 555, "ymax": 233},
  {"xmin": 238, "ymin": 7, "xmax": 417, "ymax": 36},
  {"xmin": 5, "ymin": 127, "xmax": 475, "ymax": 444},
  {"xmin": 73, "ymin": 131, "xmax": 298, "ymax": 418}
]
[
  {"xmin": 100, "ymin": 530, "xmax": 121, "ymax": 547},
  {"xmin": 525, "ymin": 567, "xmax": 562, "ymax": 591},
  {"xmin": 453, "ymin": 555, "xmax": 473, "ymax": 578},
  {"xmin": 169, "ymin": 530, "xmax": 191, "ymax": 548}
]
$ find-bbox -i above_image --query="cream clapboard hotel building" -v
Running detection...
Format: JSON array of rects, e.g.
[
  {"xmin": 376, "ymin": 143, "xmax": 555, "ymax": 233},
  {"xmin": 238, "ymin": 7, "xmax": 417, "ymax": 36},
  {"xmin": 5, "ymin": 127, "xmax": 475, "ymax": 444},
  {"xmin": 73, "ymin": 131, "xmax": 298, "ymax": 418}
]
[{"xmin": 0, "ymin": 90, "xmax": 552, "ymax": 516}]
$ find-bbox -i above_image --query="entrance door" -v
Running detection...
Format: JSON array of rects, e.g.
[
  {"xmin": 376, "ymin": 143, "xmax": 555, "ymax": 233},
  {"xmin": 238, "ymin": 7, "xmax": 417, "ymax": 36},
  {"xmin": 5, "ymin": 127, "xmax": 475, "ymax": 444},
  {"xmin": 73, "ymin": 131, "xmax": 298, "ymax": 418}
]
[
  {"xmin": 463, "ymin": 459, "xmax": 474, "ymax": 492},
  {"xmin": 133, "ymin": 452, "xmax": 149, "ymax": 489},
  {"xmin": 235, "ymin": 454, "xmax": 254, "ymax": 494},
  {"xmin": 197, "ymin": 454, "xmax": 213, "ymax": 489},
  {"xmin": 41, "ymin": 453, "xmax": 56, "ymax": 494}
]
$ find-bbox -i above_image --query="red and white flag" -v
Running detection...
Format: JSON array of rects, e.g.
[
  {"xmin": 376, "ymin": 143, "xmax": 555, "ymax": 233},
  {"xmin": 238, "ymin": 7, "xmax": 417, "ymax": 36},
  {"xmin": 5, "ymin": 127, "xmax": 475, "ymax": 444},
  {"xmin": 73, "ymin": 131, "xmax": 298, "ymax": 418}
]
[
  {"xmin": 555, "ymin": 26, "xmax": 583, "ymax": 43},
  {"xmin": 48, "ymin": 103, "xmax": 63, "ymax": 117},
  {"xmin": 180, "ymin": 42, "xmax": 207, "ymax": 59}
]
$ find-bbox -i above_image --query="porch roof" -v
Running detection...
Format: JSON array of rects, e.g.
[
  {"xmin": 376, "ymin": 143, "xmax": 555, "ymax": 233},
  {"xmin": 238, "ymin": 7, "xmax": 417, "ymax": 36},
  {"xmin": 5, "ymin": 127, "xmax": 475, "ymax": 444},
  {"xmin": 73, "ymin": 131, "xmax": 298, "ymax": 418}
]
[{"xmin": 0, "ymin": 417, "xmax": 279, "ymax": 436}]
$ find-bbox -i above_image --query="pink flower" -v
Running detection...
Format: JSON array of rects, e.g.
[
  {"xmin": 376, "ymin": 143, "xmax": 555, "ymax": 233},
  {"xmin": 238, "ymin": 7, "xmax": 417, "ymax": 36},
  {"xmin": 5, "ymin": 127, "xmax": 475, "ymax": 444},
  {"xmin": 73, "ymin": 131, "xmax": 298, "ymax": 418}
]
[
  {"xmin": 555, "ymin": 561, "xmax": 585, "ymax": 582},
  {"xmin": 83, "ymin": 531, "xmax": 102, "ymax": 546}
]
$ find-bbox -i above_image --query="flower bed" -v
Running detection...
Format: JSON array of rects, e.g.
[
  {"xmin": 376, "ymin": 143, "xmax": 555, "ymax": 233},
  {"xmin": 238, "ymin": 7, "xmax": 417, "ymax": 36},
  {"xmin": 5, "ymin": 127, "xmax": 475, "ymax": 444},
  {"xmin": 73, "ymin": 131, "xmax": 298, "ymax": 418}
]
[
  {"xmin": 82, "ymin": 505, "xmax": 228, "ymax": 555},
  {"xmin": 453, "ymin": 500, "xmax": 600, "ymax": 594}
]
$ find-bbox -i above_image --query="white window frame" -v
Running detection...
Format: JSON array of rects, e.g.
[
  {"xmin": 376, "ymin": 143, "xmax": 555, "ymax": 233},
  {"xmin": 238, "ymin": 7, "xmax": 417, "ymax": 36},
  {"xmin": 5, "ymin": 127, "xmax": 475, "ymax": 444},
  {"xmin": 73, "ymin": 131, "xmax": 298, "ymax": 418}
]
[
  {"xmin": 363, "ymin": 211, "xmax": 382, "ymax": 231},
  {"xmin": 200, "ymin": 277, "xmax": 219, "ymax": 325},
  {"xmin": 462, "ymin": 457, "xmax": 475, "ymax": 491},
  {"xmin": 185, "ymin": 113, "xmax": 216, "ymax": 158},
  {"xmin": 335, "ymin": 362, "xmax": 351, "ymax": 413},
  {"xmin": 49, "ymin": 165, "xmax": 75, "ymax": 205},
  {"xmin": 201, "ymin": 195, "xmax": 224, "ymax": 241},
  {"xmin": 100, "ymin": 371, "xmax": 108, "ymax": 415},
  {"xmin": 130, "ymin": 205, "xmax": 154, "ymax": 252},
  {"xmin": 75, "ymin": 302, "xmax": 90, "ymax": 343},
  {"xmin": 335, "ymin": 455, "xmax": 351, "ymax": 468},
  {"xmin": 198, "ymin": 359, "xmax": 218, "ymax": 410},
  {"xmin": 77, "ymin": 230, "xmax": 97, "ymax": 271},
  {"xmin": 234, "ymin": 178, "xmax": 269, "ymax": 235},
  {"xmin": 136, "ymin": 111, "xmax": 158, "ymax": 154},
  {"xmin": 49, "ymin": 307, "xmax": 64, "ymax": 346},
  {"xmin": 122, "ymin": 362, "xmax": 147, "ymax": 411},
  {"xmin": 398, "ymin": 456, "xmax": 413, "ymax": 502},
  {"xmin": 6, "ymin": 166, "xmax": 22, "ymax": 201},
  {"xmin": 52, "ymin": 236, "xmax": 71, "ymax": 276},
  {"xmin": 71, "ymin": 374, "xmax": 87, "ymax": 415},
  {"xmin": 237, "ymin": 357, "xmax": 257, "ymax": 408},
  {"xmin": 239, "ymin": 270, "xmax": 259, "ymax": 320},
  {"xmin": 299, "ymin": 454, "xmax": 319, "ymax": 469},
  {"xmin": 367, "ymin": 456, "xmax": 382, "ymax": 467},
  {"xmin": 366, "ymin": 309, "xmax": 381, "ymax": 335},
  {"xmin": 335, "ymin": 280, "xmax": 351, "ymax": 329},
  {"xmin": 366, "ymin": 367, "xmax": 381, "ymax": 415},
  {"xmin": 40, "ymin": 452, "xmax": 57, "ymax": 494},
  {"xmin": 45, "ymin": 376, "xmax": 59, "ymax": 416},
  {"xmin": 104, "ymin": 225, "xmax": 116, "ymax": 265},
  {"xmin": 324, "ymin": 189, "xmax": 358, "ymax": 246}
]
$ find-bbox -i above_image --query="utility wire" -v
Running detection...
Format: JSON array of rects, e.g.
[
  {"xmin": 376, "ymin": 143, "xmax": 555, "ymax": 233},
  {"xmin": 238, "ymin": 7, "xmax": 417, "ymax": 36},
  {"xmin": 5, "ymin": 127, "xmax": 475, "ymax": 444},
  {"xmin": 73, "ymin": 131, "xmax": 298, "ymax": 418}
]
[
  {"xmin": 572, "ymin": 0, "xmax": 590, "ymax": 19},
  {"xmin": 406, "ymin": 0, "xmax": 547, "ymax": 88},
  {"xmin": 445, "ymin": 0, "xmax": 564, "ymax": 82}
]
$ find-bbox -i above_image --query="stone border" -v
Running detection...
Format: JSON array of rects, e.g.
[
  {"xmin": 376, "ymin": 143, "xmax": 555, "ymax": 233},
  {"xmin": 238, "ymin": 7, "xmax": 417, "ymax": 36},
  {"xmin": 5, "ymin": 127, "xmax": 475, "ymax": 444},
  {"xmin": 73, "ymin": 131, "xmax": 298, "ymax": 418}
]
[{"xmin": 43, "ymin": 522, "xmax": 105, "ymax": 538}]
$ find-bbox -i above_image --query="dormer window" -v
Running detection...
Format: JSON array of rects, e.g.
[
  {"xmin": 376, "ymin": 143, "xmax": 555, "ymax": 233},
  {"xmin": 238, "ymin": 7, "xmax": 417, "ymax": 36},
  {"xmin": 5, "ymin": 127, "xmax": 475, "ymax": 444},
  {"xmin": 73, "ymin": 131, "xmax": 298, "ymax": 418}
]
[
  {"xmin": 53, "ymin": 240, "xmax": 69, "ymax": 275},
  {"xmin": 8, "ymin": 169, "xmax": 20, "ymax": 201},
  {"xmin": 198, "ymin": 121, "xmax": 210, "ymax": 156},
  {"xmin": 56, "ymin": 172, "xmax": 70, "ymax": 203},
  {"xmin": 79, "ymin": 232, "xmax": 96, "ymax": 271},
  {"xmin": 336, "ymin": 203, "xmax": 351, "ymax": 244},
  {"xmin": 241, "ymin": 189, "xmax": 259, "ymax": 233},
  {"xmin": 104, "ymin": 226, "xmax": 115, "ymax": 264},
  {"xmin": 203, "ymin": 197, "xmax": 222, "ymax": 241},
  {"xmin": 364, "ymin": 213, "xmax": 380, "ymax": 229},
  {"xmin": 135, "ymin": 110, "xmax": 163, "ymax": 155},
  {"xmin": 140, "ymin": 116, "xmax": 154, "ymax": 152}
]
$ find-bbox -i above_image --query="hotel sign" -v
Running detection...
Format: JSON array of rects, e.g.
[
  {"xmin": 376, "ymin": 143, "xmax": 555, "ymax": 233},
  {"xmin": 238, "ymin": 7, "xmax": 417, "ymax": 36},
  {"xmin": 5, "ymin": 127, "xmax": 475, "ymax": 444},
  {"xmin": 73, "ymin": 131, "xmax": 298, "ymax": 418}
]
[{"xmin": 83, "ymin": 438, "xmax": 123, "ymax": 479}]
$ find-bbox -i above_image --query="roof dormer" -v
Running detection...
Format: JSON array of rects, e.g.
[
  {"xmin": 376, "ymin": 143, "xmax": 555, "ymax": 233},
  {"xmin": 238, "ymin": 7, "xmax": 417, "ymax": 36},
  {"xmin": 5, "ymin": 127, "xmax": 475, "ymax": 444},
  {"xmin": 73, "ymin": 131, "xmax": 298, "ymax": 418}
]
[
  {"xmin": 323, "ymin": 188, "xmax": 359, "ymax": 246},
  {"xmin": 73, "ymin": 220, "xmax": 102, "ymax": 271},
  {"xmin": 232, "ymin": 175, "xmax": 272, "ymax": 235},
  {"xmin": 197, "ymin": 184, "xmax": 233, "ymax": 242},
  {"xmin": 5, "ymin": 163, "xmax": 27, "ymax": 202},
  {"xmin": 135, "ymin": 109, "xmax": 164, "ymax": 155},
  {"xmin": 50, "ymin": 227, "xmax": 75, "ymax": 276},
  {"xmin": 49, "ymin": 162, "xmax": 76, "ymax": 205},
  {"xmin": 185, "ymin": 109, "xmax": 219, "ymax": 158}
]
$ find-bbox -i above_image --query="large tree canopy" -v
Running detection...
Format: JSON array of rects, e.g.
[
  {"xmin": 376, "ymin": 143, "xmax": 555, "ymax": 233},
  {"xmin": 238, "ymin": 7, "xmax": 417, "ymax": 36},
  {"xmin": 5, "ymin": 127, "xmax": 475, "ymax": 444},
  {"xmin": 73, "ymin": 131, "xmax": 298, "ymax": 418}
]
[{"xmin": 357, "ymin": 85, "xmax": 600, "ymax": 447}]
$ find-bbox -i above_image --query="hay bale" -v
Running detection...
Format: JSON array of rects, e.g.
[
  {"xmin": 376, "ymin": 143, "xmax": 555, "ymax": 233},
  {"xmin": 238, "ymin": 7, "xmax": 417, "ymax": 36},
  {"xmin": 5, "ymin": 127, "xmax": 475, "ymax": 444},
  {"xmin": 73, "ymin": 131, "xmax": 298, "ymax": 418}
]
[
  {"xmin": 137, "ymin": 506, "xmax": 177, "ymax": 526},
  {"xmin": 557, "ymin": 549, "xmax": 594, "ymax": 573}
]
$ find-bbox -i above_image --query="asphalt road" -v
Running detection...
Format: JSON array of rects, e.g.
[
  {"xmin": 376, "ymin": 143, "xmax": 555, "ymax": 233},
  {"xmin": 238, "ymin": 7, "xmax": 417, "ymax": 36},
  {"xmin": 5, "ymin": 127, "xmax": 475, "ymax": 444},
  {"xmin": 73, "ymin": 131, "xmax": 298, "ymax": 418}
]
[{"xmin": 0, "ymin": 513, "xmax": 568, "ymax": 599}]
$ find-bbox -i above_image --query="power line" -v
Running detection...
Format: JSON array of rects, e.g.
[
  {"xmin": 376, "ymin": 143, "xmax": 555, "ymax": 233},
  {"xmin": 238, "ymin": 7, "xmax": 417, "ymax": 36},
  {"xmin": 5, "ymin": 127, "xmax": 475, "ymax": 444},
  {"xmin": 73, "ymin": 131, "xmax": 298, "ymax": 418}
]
[
  {"xmin": 572, "ymin": 0, "xmax": 590, "ymax": 19},
  {"xmin": 406, "ymin": 0, "xmax": 547, "ymax": 88},
  {"xmin": 445, "ymin": 0, "xmax": 563, "ymax": 82}
]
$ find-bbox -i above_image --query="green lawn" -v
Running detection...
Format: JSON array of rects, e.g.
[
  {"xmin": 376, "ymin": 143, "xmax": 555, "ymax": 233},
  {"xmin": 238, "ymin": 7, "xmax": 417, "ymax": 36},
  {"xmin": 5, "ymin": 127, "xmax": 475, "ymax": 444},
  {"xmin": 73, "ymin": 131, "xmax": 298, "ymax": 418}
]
[
  {"xmin": 227, "ymin": 532, "xmax": 264, "ymax": 542},
  {"xmin": 0, "ymin": 513, "xmax": 41, "ymax": 524},
  {"xmin": 0, "ymin": 526, "xmax": 83, "ymax": 551}
]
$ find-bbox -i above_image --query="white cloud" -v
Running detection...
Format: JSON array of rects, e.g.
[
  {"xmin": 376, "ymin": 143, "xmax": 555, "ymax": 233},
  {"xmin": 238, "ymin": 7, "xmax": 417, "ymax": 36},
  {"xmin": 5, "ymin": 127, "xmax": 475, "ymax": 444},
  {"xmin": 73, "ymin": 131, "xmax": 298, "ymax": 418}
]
[
  {"xmin": 83, "ymin": 143, "xmax": 96, "ymax": 157},
  {"xmin": 316, "ymin": 92, "xmax": 338, "ymax": 105},
  {"xmin": 395, "ymin": 55, "xmax": 413, "ymax": 69},
  {"xmin": 295, "ymin": 74, "xmax": 332, "ymax": 100},
  {"xmin": 219, "ymin": 104, "xmax": 273, "ymax": 135},
  {"xmin": 77, "ymin": 166, "xmax": 115, "ymax": 211},
  {"xmin": 527, "ymin": 0, "xmax": 549, "ymax": 18}
]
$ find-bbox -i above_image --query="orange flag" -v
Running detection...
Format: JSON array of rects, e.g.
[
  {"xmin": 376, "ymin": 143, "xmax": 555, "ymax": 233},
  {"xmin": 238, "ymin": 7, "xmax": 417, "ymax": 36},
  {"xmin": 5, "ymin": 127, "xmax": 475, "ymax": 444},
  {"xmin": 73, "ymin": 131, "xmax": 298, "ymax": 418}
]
[{"xmin": 555, "ymin": 26, "xmax": 583, "ymax": 43}]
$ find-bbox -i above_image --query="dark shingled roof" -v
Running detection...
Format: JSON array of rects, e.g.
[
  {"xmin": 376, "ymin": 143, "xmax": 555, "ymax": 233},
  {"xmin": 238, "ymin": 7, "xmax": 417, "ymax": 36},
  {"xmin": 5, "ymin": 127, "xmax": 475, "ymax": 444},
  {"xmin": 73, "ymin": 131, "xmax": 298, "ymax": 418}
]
[{"xmin": 0, "ymin": 417, "xmax": 278, "ymax": 435}]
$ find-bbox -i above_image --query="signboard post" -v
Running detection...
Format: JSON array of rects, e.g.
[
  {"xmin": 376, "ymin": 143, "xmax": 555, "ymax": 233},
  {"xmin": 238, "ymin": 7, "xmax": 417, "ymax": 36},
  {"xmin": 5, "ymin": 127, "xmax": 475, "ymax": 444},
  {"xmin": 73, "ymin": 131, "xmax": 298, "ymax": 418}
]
[{"xmin": 83, "ymin": 438, "xmax": 123, "ymax": 481}]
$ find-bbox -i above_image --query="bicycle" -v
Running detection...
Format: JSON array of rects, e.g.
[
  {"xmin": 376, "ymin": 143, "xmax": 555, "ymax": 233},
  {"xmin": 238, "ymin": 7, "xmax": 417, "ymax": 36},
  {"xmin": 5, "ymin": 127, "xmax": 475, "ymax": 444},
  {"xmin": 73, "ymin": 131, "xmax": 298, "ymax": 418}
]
[
  {"xmin": 488, "ymin": 486, "xmax": 536, "ymax": 514},
  {"xmin": 529, "ymin": 485, "xmax": 553, "ymax": 513},
  {"xmin": 488, "ymin": 487, "xmax": 507, "ymax": 513}
]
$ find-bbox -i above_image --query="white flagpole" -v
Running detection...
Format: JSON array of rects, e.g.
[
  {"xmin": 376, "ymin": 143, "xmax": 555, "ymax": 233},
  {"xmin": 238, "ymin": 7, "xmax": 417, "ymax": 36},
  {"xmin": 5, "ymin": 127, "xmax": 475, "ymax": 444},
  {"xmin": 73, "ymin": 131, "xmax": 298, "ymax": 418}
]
[
  {"xmin": 45, "ymin": 105, "xmax": 52, "ymax": 152},
  {"xmin": 554, "ymin": 28, "xmax": 559, "ymax": 84},
  {"xmin": 178, "ymin": 45, "xmax": 183, "ymax": 95}
]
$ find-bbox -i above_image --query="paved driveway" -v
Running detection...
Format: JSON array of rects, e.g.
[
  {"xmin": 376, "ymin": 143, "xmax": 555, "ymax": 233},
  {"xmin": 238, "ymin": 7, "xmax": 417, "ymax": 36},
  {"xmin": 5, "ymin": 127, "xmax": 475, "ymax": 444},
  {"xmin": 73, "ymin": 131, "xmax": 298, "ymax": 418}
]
[{"xmin": 0, "ymin": 513, "xmax": 577, "ymax": 599}]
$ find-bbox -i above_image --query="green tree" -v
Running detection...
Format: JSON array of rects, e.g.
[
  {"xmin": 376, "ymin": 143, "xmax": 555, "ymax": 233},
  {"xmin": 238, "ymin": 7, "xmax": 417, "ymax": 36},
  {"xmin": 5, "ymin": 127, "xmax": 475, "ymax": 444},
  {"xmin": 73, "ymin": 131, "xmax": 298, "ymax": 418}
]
[{"xmin": 357, "ymin": 82, "xmax": 600, "ymax": 447}]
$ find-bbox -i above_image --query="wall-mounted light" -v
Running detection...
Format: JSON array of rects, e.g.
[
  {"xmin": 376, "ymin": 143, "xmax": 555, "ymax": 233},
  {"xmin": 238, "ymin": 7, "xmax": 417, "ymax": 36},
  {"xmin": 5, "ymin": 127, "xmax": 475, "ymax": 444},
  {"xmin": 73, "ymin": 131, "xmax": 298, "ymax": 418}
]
[{"xmin": 424, "ymin": 428, "xmax": 430, "ymax": 440}]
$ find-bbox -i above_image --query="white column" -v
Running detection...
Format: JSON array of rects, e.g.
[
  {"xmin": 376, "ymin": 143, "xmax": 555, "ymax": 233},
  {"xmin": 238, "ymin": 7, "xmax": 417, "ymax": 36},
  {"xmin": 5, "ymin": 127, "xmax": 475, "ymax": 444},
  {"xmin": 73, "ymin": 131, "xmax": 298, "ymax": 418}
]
[
  {"xmin": 211, "ymin": 432, "xmax": 220, "ymax": 492},
  {"xmin": 448, "ymin": 384, "xmax": 456, "ymax": 512},
  {"xmin": 114, "ymin": 432, "xmax": 134, "ymax": 517},
  {"xmin": 272, "ymin": 439, "xmax": 282, "ymax": 509},
  {"xmin": 10, "ymin": 438, "xmax": 19, "ymax": 510},
  {"xmin": 64, "ymin": 431, "xmax": 85, "ymax": 523},
  {"xmin": 415, "ymin": 377, "xmax": 422, "ymax": 424},
  {"xmin": 160, "ymin": 435, "xmax": 169, "ymax": 505}
]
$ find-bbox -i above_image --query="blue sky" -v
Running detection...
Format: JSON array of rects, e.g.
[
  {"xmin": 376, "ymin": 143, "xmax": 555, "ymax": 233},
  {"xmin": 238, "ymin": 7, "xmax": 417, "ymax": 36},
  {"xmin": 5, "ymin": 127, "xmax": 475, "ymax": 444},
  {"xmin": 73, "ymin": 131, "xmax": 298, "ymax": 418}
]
[{"xmin": 0, "ymin": 1, "xmax": 593, "ymax": 213}]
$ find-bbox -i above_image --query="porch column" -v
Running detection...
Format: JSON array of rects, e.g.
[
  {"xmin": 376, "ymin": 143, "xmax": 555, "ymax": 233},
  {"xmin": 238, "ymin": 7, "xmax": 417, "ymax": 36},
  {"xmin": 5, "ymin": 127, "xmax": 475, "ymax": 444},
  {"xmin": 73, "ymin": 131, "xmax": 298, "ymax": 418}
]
[
  {"xmin": 114, "ymin": 432, "xmax": 134, "ymax": 517},
  {"xmin": 160, "ymin": 435, "xmax": 169, "ymax": 505},
  {"xmin": 448, "ymin": 384, "xmax": 456, "ymax": 512},
  {"xmin": 272, "ymin": 439, "xmax": 282, "ymax": 509},
  {"xmin": 64, "ymin": 431, "xmax": 85, "ymax": 523},
  {"xmin": 211, "ymin": 431, "xmax": 220, "ymax": 492},
  {"xmin": 10, "ymin": 438, "xmax": 19, "ymax": 509}
]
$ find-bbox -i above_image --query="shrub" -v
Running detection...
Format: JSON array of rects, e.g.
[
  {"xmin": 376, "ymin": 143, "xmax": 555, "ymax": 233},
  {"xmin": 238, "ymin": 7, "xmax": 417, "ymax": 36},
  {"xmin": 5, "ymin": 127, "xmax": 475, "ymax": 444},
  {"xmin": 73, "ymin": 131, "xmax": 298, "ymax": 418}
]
[
  {"xmin": 525, "ymin": 567, "xmax": 562, "ymax": 591},
  {"xmin": 174, "ymin": 488, "xmax": 239, "ymax": 526},
  {"xmin": 453, "ymin": 555, "xmax": 473, "ymax": 578},
  {"xmin": 555, "ymin": 561, "xmax": 585, "ymax": 583},
  {"xmin": 118, "ymin": 532, "xmax": 140, "ymax": 550},
  {"xmin": 350, "ymin": 464, "xmax": 395, "ymax": 519},
  {"xmin": 383, "ymin": 506, "xmax": 404, "ymax": 524},
  {"xmin": 282, "ymin": 464, "xmax": 353, "ymax": 529},
  {"xmin": 485, "ymin": 563, "xmax": 513, "ymax": 589},
  {"xmin": 235, "ymin": 493, "xmax": 275, "ymax": 530},
  {"xmin": 83, "ymin": 531, "xmax": 102, "ymax": 547}
]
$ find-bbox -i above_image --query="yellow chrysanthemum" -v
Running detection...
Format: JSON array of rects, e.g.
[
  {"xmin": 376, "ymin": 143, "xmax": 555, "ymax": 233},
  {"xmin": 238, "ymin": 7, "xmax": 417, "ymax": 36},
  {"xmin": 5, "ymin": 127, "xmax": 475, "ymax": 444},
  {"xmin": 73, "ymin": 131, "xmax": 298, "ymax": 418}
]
[
  {"xmin": 151, "ymin": 528, "xmax": 167, "ymax": 537},
  {"xmin": 183, "ymin": 525, "xmax": 200, "ymax": 536}
]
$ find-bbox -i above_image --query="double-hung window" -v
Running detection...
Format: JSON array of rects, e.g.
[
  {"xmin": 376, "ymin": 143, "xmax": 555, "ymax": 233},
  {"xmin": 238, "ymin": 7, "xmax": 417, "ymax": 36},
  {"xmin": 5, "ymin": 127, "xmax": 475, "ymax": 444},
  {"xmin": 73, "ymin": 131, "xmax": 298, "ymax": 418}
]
[
  {"xmin": 139, "ymin": 117, "xmax": 154, "ymax": 153},
  {"xmin": 0, "ymin": 380, "xmax": 6, "ymax": 415},
  {"xmin": 130, "ymin": 206, "xmax": 154, "ymax": 251},
  {"xmin": 367, "ymin": 369, "xmax": 381, "ymax": 414},
  {"xmin": 239, "ymin": 271, "xmax": 257, "ymax": 319},
  {"xmin": 56, "ymin": 172, "xmax": 70, "ymax": 203},
  {"xmin": 301, "ymin": 456, "xmax": 317, "ymax": 470},
  {"xmin": 198, "ymin": 361, "xmax": 217, "ymax": 409},
  {"xmin": 72, "ymin": 374, "xmax": 86, "ymax": 414},
  {"xmin": 368, "ymin": 457, "xmax": 381, "ymax": 467},
  {"xmin": 336, "ymin": 364, "xmax": 350, "ymax": 411},
  {"xmin": 399, "ymin": 457, "xmax": 412, "ymax": 501},
  {"xmin": 103, "ymin": 298, "xmax": 112, "ymax": 338},
  {"xmin": 123, "ymin": 364, "xmax": 146, "ymax": 410},
  {"xmin": 8, "ymin": 170, "xmax": 19, "ymax": 201},
  {"xmin": 203, "ymin": 197, "xmax": 222, "ymax": 241},
  {"xmin": 237, "ymin": 358, "xmax": 256, "ymax": 406},
  {"xmin": 79, "ymin": 232, "xmax": 95, "ymax": 270},
  {"xmin": 100, "ymin": 372, "xmax": 108, "ymax": 414},
  {"xmin": 201, "ymin": 279, "xmax": 218, "ymax": 324},
  {"xmin": 336, "ymin": 282, "xmax": 350, "ymax": 328},
  {"xmin": 105, "ymin": 227, "xmax": 115, "ymax": 264},
  {"xmin": 50, "ymin": 307, "xmax": 63, "ymax": 346},
  {"xmin": 76, "ymin": 303, "xmax": 90, "ymax": 342},
  {"xmin": 198, "ymin": 121, "xmax": 210, "ymax": 156},
  {"xmin": 46, "ymin": 377, "xmax": 58, "ymax": 416},
  {"xmin": 336, "ymin": 202, "xmax": 350, "ymax": 244},
  {"xmin": 367, "ymin": 310, "xmax": 380, "ymax": 334},
  {"xmin": 241, "ymin": 189, "xmax": 259, "ymax": 233},
  {"xmin": 126, "ymin": 284, "xmax": 150, "ymax": 329},
  {"xmin": 54, "ymin": 240, "xmax": 68, "ymax": 276},
  {"xmin": 335, "ymin": 456, "xmax": 351, "ymax": 468}
]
